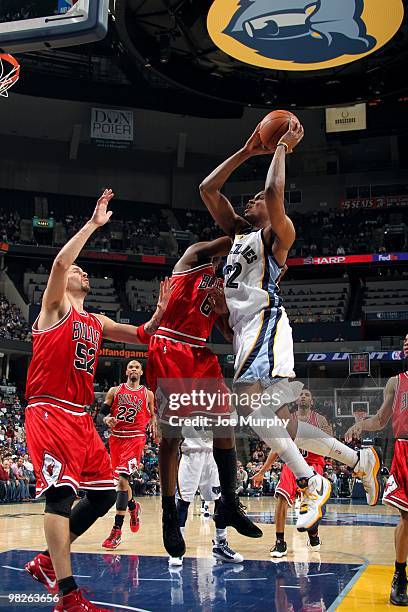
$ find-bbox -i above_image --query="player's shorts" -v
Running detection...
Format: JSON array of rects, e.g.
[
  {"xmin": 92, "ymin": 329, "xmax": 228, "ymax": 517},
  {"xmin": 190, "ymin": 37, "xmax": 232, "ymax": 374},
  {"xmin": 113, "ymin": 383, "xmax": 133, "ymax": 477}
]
[
  {"xmin": 25, "ymin": 403, "xmax": 115, "ymax": 498},
  {"xmin": 383, "ymin": 439, "xmax": 408, "ymax": 512},
  {"xmin": 146, "ymin": 335, "xmax": 230, "ymax": 423},
  {"xmin": 233, "ymin": 306, "xmax": 295, "ymax": 387},
  {"xmin": 275, "ymin": 462, "xmax": 324, "ymax": 507},
  {"xmin": 176, "ymin": 450, "xmax": 220, "ymax": 503},
  {"xmin": 109, "ymin": 434, "xmax": 146, "ymax": 479}
]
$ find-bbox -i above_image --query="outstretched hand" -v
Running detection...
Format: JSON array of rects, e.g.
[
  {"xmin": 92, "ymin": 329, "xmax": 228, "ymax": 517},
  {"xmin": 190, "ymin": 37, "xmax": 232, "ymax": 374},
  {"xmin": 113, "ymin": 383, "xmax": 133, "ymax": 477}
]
[
  {"xmin": 344, "ymin": 422, "xmax": 363, "ymax": 443},
  {"xmin": 91, "ymin": 189, "xmax": 115, "ymax": 227},
  {"xmin": 156, "ymin": 277, "xmax": 171, "ymax": 313},
  {"xmin": 207, "ymin": 284, "xmax": 229, "ymax": 315},
  {"xmin": 251, "ymin": 471, "xmax": 264, "ymax": 488}
]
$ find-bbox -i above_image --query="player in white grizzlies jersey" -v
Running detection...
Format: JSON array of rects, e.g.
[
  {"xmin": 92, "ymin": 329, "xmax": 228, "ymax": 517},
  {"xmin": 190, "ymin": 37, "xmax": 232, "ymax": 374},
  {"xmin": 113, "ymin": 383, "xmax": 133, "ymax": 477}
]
[
  {"xmin": 200, "ymin": 119, "xmax": 381, "ymax": 532},
  {"xmin": 169, "ymin": 424, "xmax": 243, "ymax": 566}
]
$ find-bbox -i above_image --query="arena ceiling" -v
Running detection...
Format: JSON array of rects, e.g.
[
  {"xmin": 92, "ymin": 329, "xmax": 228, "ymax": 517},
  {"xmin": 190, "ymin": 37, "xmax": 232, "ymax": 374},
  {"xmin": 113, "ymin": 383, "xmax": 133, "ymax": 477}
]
[{"xmin": 12, "ymin": 0, "xmax": 408, "ymax": 117}]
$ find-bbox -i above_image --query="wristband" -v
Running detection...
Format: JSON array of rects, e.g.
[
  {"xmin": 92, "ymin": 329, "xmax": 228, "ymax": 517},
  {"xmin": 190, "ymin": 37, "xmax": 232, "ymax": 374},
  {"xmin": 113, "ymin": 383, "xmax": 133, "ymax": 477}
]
[
  {"xmin": 136, "ymin": 324, "xmax": 151, "ymax": 345},
  {"xmin": 277, "ymin": 142, "xmax": 289, "ymax": 153}
]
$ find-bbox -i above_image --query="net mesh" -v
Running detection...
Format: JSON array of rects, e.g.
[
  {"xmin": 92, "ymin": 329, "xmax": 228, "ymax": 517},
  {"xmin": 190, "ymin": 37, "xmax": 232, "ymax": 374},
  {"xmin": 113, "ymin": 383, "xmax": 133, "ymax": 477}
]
[{"xmin": 0, "ymin": 54, "xmax": 20, "ymax": 98}]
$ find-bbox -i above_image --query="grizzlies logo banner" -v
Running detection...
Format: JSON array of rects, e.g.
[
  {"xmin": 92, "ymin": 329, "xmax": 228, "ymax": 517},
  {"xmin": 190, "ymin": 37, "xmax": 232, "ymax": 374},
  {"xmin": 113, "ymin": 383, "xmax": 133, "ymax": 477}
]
[{"xmin": 207, "ymin": 0, "xmax": 404, "ymax": 71}]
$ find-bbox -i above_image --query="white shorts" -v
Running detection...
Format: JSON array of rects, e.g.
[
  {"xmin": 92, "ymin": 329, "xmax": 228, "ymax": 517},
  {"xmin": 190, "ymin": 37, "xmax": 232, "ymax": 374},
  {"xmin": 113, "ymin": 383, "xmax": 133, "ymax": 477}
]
[
  {"xmin": 176, "ymin": 451, "xmax": 220, "ymax": 503},
  {"xmin": 233, "ymin": 306, "xmax": 295, "ymax": 387}
]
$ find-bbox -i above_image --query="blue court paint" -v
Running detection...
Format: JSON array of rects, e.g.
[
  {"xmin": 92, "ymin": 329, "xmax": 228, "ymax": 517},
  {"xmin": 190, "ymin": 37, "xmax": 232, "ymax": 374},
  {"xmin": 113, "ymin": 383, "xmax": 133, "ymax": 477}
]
[
  {"xmin": 248, "ymin": 510, "xmax": 399, "ymax": 527},
  {"xmin": 0, "ymin": 550, "xmax": 361, "ymax": 611}
]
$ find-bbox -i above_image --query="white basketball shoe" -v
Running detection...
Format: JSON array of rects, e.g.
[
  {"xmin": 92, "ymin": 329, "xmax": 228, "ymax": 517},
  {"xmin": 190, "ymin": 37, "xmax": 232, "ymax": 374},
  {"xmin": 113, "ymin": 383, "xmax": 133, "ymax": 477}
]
[
  {"xmin": 352, "ymin": 447, "xmax": 381, "ymax": 506},
  {"xmin": 296, "ymin": 473, "xmax": 331, "ymax": 532}
]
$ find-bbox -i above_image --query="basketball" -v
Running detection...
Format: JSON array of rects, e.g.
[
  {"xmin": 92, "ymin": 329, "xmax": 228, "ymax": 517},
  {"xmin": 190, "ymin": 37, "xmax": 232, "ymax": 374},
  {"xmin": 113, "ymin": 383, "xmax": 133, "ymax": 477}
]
[{"xmin": 259, "ymin": 110, "xmax": 300, "ymax": 150}]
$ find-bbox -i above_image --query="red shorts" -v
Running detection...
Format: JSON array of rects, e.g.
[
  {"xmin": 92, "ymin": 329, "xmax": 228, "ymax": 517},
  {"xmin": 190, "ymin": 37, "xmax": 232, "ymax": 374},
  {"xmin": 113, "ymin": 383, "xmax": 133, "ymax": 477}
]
[
  {"xmin": 383, "ymin": 439, "xmax": 408, "ymax": 512},
  {"xmin": 275, "ymin": 462, "xmax": 324, "ymax": 507},
  {"xmin": 146, "ymin": 336, "xmax": 230, "ymax": 422},
  {"xmin": 109, "ymin": 435, "xmax": 146, "ymax": 478},
  {"xmin": 25, "ymin": 404, "xmax": 114, "ymax": 498}
]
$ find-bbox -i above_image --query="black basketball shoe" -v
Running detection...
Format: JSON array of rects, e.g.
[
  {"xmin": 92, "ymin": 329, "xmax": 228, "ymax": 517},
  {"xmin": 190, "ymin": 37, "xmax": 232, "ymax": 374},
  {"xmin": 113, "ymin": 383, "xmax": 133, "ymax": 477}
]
[
  {"xmin": 270, "ymin": 540, "xmax": 287, "ymax": 558},
  {"xmin": 213, "ymin": 497, "xmax": 262, "ymax": 538},
  {"xmin": 390, "ymin": 572, "xmax": 408, "ymax": 606},
  {"xmin": 162, "ymin": 507, "xmax": 186, "ymax": 558}
]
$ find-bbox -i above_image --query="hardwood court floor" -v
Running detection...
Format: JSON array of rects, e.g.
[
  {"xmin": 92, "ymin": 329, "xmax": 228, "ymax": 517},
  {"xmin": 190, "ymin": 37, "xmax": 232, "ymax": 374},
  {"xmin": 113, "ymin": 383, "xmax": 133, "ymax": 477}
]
[{"xmin": 0, "ymin": 497, "xmax": 401, "ymax": 611}]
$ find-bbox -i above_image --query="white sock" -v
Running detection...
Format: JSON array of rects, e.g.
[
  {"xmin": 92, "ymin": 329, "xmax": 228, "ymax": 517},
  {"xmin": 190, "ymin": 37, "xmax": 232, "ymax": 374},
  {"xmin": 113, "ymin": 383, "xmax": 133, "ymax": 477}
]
[
  {"xmin": 274, "ymin": 436, "xmax": 314, "ymax": 480},
  {"xmin": 295, "ymin": 420, "xmax": 358, "ymax": 468},
  {"xmin": 180, "ymin": 526, "xmax": 185, "ymax": 537},
  {"xmin": 215, "ymin": 528, "xmax": 227, "ymax": 544},
  {"xmin": 252, "ymin": 425, "xmax": 314, "ymax": 479}
]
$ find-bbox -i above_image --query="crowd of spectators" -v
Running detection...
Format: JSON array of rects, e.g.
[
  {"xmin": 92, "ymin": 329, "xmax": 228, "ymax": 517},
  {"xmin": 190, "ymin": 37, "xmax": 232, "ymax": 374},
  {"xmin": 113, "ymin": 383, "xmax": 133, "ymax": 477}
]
[
  {"xmin": 0, "ymin": 209, "xmax": 21, "ymax": 244},
  {"xmin": 289, "ymin": 208, "xmax": 404, "ymax": 257},
  {"xmin": 2, "ymin": 196, "xmax": 407, "ymax": 262},
  {"xmin": 291, "ymin": 307, "xmax": 344, "ymax": 324},
  {"xmin": 0, "ymin": 296, "xmax": 31, "ymax": 342},
  {"xmin": 0, "ymin": 384, "xmax": 36, "ymax": 503}
]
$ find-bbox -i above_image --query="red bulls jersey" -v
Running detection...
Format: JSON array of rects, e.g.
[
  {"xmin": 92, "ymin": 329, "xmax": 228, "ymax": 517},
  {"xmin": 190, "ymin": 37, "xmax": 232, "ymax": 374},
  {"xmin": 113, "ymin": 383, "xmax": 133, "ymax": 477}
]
[
  {"xmin": 26, "ymin": 305, "xmax": 102, "ymax": 413},
  {"xmin": 111, "ymin": 383, "xmax": 150, "ymax": 438},
  {"xmin": 155, "ymin": 263, "xmax": 221, "ymax": 347},
  {"xmin": 297, "ymin": 410, "xmax": 326, "ymax": 468},
  {"xmin": 392, "ymin": 372, "xmax": 408, "ymax": 439}
]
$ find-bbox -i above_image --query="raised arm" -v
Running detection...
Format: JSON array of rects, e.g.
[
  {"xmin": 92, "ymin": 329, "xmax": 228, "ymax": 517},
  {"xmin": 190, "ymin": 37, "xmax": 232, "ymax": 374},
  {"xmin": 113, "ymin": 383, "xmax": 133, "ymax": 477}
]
[
  {"xmin": 199, "ymin": 127, "xmax": 269, "ymax": 237},
  {"xmin": 39, "ymin": 189, "xmax": 114, "ymax": 328},
  {"xmin": 344, "ymin": 376, "xmax": 397, "ymax": 442},
  {"xmin": 96, "ymin": 278, "xmax": 171, "ymax": 344},
  {"xmin": 263, "ymin": 121, "xmax": 304, "ymax": 264},
  {"xmin": 316, "ymin": 413, "xmax": 333, "ymax": 436},
  {"xmin": 174, "ymin": 236, "xmax": 232, "ymax": 273}
]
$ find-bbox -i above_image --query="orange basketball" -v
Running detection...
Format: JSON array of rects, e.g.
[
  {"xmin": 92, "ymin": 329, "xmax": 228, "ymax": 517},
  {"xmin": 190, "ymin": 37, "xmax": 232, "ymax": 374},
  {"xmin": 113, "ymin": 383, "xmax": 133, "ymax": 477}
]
[{"xmin": 259, "ymin": 110, "xmax": 300, "ymax": 150}]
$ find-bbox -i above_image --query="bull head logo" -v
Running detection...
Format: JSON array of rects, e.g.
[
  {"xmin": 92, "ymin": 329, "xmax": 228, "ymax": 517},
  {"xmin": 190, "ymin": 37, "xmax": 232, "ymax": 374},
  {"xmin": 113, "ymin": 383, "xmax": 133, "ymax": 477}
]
[
  {"xmin": 46, "ymin": 460, "xmax": 55, "ymax": 477},
  {"xmin": 208, "ymin": 0, "xmax": 404, "ymax": 70}
]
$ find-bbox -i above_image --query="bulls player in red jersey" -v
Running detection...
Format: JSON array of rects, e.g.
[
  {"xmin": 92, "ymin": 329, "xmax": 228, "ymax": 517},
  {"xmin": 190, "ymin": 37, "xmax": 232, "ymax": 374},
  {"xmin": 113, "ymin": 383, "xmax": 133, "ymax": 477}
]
[
  {"xmin": 253, "ymin": 389, "xmax": 332, "ymax": 557},
  {"xmin": 345, "ymin": 334, "xmax": 408, "ymax": 606},
  {"xmin": 99, "ymin": 359, "xmax": 156, "ymax": 549},
  {"xmin": 24, "ymin": 190, "xmax": 170, "ymax": 612},
  {"xmin": 146, "ymin": 237, "xmax": 262, "ymax": 558}
]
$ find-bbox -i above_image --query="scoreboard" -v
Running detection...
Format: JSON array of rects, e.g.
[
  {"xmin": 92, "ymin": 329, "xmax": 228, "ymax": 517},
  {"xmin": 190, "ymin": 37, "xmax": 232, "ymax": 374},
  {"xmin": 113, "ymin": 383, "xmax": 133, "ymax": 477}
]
[{"xmin": 349, "ymin": 353, "xmax": 371, "ymax": 375}]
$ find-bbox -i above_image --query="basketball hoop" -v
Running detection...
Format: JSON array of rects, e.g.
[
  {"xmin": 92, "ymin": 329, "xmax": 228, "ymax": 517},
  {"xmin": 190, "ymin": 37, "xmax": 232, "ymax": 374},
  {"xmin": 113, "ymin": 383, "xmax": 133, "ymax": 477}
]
[{"xmin": 0, "ymin": 54, "xmax": 20, "ymax": 98}]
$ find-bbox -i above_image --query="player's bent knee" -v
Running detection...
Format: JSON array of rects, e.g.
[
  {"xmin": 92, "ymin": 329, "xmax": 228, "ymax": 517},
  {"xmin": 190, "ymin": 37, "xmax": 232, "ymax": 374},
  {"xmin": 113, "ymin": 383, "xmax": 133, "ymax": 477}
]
[
  {"xmin": 70, "ymin": 490, "xmax": 116, "ymax": 537},
  {"xmin": 44, "ymin": 486, "xmax": 76, "ymax": 518},
  {"xmin": 87, "ymin": 490, "xmax": 117, "ymax": 517}
]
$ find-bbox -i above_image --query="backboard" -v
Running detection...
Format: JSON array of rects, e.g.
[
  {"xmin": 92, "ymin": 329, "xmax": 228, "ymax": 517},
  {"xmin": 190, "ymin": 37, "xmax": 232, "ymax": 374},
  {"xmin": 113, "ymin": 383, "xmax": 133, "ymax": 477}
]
[{"xmin": 0, "ymin": 0, "xmax": 109, "ymax": 53}]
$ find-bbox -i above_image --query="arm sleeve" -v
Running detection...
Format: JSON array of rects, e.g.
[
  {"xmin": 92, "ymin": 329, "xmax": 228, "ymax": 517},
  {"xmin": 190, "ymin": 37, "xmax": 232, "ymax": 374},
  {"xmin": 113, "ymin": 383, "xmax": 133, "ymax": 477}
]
[{"xmin": 96, "ymin": 403, "xmax": 111, "ymax": 426}]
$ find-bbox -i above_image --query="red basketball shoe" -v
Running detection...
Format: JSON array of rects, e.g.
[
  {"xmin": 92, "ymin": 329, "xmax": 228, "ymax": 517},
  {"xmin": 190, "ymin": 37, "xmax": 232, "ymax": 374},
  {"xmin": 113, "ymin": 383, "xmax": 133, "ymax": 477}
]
[
  {"xmin": 129, "ymin": 502, "xmax": 141, "ymax": 533},
  {"xmin": 102, "ymin": 526, "xmax": 122, "ymax": 549},
  {"xmin": 53, "ymin": 589, "xmax": 110, "ymax": 611},
  {"xmin": 25, "ymin": 553, "xmax": 58, "ymax": 595}
]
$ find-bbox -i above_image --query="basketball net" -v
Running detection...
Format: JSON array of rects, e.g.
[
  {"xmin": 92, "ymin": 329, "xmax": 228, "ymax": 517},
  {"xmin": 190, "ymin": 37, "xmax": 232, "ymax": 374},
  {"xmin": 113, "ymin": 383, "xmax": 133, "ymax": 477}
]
[{"xmin": 0, "ymin": 54, "xmax": 20, "ymax": 98}]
